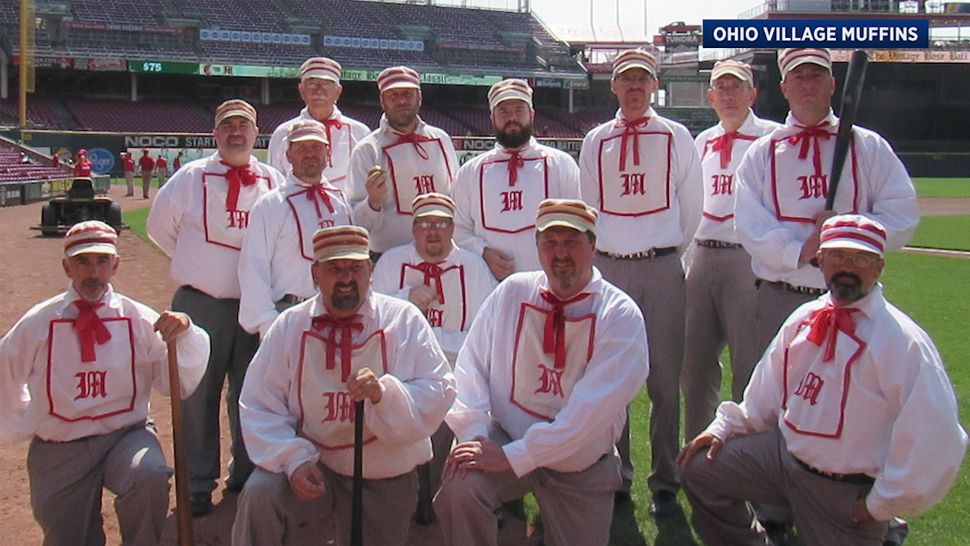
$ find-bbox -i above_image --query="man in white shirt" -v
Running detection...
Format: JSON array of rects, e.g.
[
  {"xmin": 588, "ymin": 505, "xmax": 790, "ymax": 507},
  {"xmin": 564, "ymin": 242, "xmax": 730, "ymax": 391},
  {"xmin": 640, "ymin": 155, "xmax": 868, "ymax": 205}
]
[
  {"xmin": 678, "ymin": 214, "xmax": 967, "ymax": 546},
  {"xmin": 372, "ymin": 192, "xmax": 496, "ymax": 522},
  {"xmin": 579, "ymin": 48, "xmax": 703, "ymax": 512},
  {"xmin": 346, "ymin": 66, "xmax": 458, "ymax": 258},
  {"xmin": 147, "ymin": 99, "xmax": 285, "ymax": 515},
  {"xmin": 0, "ymin": 221, "xmax": 210, "ymax": 545},
  {"xmin": 231, "ymin": 225, "xmax": 456, "ymax": 546},
  {"xmin": 434, "ymin": 199, "xmax": 649, "ymax": 546},
  {"xmin": 682, "ymin": 60, "xmax": 781, "ymax": 440},
  {"xmin": 239, "ymin": 120, "xmax": 354, "ymax": 338},
  {"xmin": 451, "ymin": 78, "xmax": 581, "ymax": 279},
  {"xmin": 267, "ymin": 57, "xmax": 370, "ymax": 189}
]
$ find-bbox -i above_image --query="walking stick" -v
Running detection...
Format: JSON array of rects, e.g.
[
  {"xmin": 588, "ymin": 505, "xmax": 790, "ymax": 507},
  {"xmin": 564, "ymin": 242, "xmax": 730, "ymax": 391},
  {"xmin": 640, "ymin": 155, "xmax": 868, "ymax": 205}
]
[
  {"xmin": 351, "ymin": 400, "xmax": 365, "ymax": 546},
  {"xmin": 167, "ymin": 339, "xmax": 195, "ymax": 546}
]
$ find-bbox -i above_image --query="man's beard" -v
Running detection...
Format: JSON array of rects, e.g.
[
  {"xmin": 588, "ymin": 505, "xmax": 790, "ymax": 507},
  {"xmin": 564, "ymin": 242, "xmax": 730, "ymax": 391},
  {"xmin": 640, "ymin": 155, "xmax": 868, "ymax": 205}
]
[
  {"xmin": 330, "ymin": 282, "xmax": 362, "ymax": 310},
  {"xmin": 496, "ymin": 122, "xmax": 532, "ymax": 149},
  {"xmin": 549, "ymin": 257, "xmax": 577, "ymax": 290},
  {"xmin": 828, "ymin": 272, "xmax": 865, "ymax": 303}
]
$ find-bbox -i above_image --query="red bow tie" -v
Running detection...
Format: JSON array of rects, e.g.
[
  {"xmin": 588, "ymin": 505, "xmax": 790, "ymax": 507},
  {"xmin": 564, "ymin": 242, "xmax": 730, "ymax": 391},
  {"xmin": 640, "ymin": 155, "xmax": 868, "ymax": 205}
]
[
  {"xmin": 708, "ymin": 131, "xmax": 756, "ymax": 170},
  {"xmin": 304, "ymin": 184, "xmax": 335, "ymax": 218},
  {"xmin": 395, "ymin": 132, "xmax": 433, "ymax": 161},
  {"xmin": 221, "ymin": 162, "xmax": 258, "ymax": 212},
  {"xmin": 618, "ymin": 116, "xmax": 649, "ymax": 172},
  {"xmin": 414, "ymin": 261, "xmax": 446, "ymax": 305},
  {"xmin": 311, "ymin": 315, "xmax": 365, "ymax": 383},
  {"xmin": 788, "ymin": 123, "xmax": 833, "ymax": 178},
  {"xmin": 506, "ymin": 149, "xmax": 525, "ymax": 187},
  {"xmin": 322, "ymin": 119, "xmax": 343, "ymax": 167},
  {"xmin": 806, "ymin": 305, "xmax": 858, "ymax": 362},
  {"xmin": 73, "ymin": 300, "xmax": 112, "ymax": 363},
  {"xmin": 539, "ymin": 290, "xmax": 590, "ymax": 370}
]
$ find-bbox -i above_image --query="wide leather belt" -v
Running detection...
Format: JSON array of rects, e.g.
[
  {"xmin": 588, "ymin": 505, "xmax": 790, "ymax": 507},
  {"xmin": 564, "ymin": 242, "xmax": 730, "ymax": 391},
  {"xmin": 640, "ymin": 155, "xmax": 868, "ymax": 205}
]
[
  {"xmin": 696, "ymin": 239, "xmax": 742, "ymax": 249},
  {"xmin": 757, "ymin": 279, "xmax": 826, "ymax": 296},
  {"xmin": 278, "ymin": 294, "xmax": 309, "ymax": 306},
  {"xmin": 794, "ymin": 457, "xmax": 875, "ymax": 485}
]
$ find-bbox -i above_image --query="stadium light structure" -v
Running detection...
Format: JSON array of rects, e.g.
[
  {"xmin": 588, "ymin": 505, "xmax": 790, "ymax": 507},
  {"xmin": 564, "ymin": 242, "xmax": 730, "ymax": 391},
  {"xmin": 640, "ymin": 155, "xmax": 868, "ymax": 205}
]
[{"xmin": 19, "ymin": 0, "xmax": 35, "ymax": 129}]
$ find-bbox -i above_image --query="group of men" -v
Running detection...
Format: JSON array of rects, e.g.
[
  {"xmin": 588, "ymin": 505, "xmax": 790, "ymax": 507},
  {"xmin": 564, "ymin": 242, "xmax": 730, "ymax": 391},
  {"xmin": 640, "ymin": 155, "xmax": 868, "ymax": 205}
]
[{"xmin": 0, "ymin": 46, "xmax": 965, "ymax": 546}]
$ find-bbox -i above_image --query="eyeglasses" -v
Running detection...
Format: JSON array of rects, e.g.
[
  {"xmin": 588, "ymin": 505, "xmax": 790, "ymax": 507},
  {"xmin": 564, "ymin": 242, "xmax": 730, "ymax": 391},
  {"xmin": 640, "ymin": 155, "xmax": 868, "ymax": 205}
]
[
  {"xmin": 823, "ymin": 250, "xmax": 881, "ymax": 267},
  {"xmin": 414, "ymin": 219, "xmax": 452, "ymax": 230}
]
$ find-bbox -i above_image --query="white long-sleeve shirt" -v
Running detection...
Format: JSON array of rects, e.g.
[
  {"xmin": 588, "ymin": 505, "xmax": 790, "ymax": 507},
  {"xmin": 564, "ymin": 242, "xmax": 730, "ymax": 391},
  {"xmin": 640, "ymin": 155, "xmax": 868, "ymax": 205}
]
[
  {"xmin": 451, "ymin": 138, "xmax": 581, "ymax": 272},
  {"xmin": 238, "ymin": 174, "xmax": 353, "ymax": 337},
  {"xmin": 693, "ymin": 110, "xmax": 781, "ymax": 244},
  {"xmin": 447, "ymin": 269, "xmax": 649, "ymax": 477},
  {"xmin": 347, "ymin": 116, "xmax": 458, "ymax": 253},
  {"xmin": 706, "ymin": 285, "xmax": 967, "ymax": 521},
  {"xmin": 240, "ymin": 291, "xmax": 456, "ymax": 480},
  {"xmin": 734, "ymin": 110, "xmax": 919, "ymax": 288},
  {"xmin": 267, "ymin": 106, "xmax": 370, "ymax": 189},
  {"xmin": 579, "ymin": 107, "xmax": 703, "ymax": 255},
  {"xmin": 0, "ymin": 284, "xmax": 210, "ymax": 443},
  {"xmin": 371, "ymin": 243, "xmax": 497, "ymax": 361},
  {"xmin": 147, "ymin": 152, "xmax": 284, "ymax": 298}
]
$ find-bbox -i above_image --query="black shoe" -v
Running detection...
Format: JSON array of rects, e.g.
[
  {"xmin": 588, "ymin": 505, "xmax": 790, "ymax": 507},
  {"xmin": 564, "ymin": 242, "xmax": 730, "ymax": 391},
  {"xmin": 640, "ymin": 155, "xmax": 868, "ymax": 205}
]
[
  {"xmin": 763, "ymin": 521, "xmax": 790, "ymax": 546},
  {"xmin": 649, "ymin": 490, "xmax": 679, "ymax": 517},
  {"xmin": 190, "ymin": 492, "xmax": 213, "ymax": 517},
  {"xmin": 614, "ymin": 480, "xmax": 632, "ymax": 505},
  {"xmin": 884, "ymin": 517, "xmax": 909, "ymax": 546}
]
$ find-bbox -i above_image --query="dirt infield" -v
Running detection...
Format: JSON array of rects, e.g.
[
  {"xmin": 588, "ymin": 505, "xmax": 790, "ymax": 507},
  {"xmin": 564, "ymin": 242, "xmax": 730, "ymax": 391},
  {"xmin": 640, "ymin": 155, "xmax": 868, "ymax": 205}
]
[{"xmin": 1, "ymin": 187, "xmax": 966, "ymax": 544}]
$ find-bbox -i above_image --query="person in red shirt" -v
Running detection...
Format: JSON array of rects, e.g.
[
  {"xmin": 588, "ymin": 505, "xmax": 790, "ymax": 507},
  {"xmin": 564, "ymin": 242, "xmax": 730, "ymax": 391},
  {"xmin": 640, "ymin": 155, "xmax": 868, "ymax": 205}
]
[
  {"xmin": 121, "ymin": 152, "xmax": 136, "ymax": 196},
  {"xmin": 51, "ymin": 152, "xmax": 60, "ymax": 169},
  {"xmin": 73, "ymin": 149, "xmax": 93, "ymax": 178},
  {"xmin": 173, "ymin": 151, "xmax": 184, "ymax": 172},
  {"xmin": 155, "ymin": 154, "xmax": 169, "ymax": 186},
  {"xmin": 138, "ymin": 149, "xmax": 155, "ymax": 199}
]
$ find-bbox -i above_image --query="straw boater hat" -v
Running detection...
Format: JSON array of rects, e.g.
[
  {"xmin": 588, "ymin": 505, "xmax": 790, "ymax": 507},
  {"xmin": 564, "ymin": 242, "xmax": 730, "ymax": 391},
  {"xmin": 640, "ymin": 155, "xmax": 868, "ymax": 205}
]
[
  {"xmin": 710, "ymin": 60, "xmax": 754, "ymax": 85},
  {"xmin": 376, "ymin": 66, "xmax": 421, "ymax": 93},
  {"xmin": 612, "ymin": 49, "xmax": 658, "ymax": 78},
  {"xmin": 214, "ymin": 99, "xmax": 257, "ymax": 126},
  {"xmin": 300, "ymin": 57, "xmax": 342, "ymax": 83},
  {"xmin": 411, "ymin": 193, "xmax": 456, "ymax": 219},
  {"xmin": 312, "ymin": 225, "xmax": 371, "ymax": 263},
  {"xmin": 64, "ymin": 220, "xmax": 118, "ymax": 257},
  {"xmin": 535, "ymin": 198, "xmax": 598, "ymax": 236},
  {"xmin": 288, "ymin": 120, "xmax": 329, "ymax": 146},
  {"xmin": 487, "ymin": 79, "xmax": 533, "ymax": 111},
  {"xmin": 818, "ymin": 214, "xmax": 887, "ymax": 257},
  {"xmin": 777, "ymin": 48, "xmax": 832, "ymax": 81}
]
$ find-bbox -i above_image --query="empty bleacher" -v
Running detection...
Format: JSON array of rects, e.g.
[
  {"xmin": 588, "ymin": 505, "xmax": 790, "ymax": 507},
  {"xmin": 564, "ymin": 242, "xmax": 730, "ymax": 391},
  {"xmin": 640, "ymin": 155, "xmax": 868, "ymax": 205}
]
[
  {"xmin": 0, "ymin": 143, "xmax": 71, "ymax": 183},
  {"xmin": 65, "ymin": 97, "xmax": 214, "ymax": 132}
]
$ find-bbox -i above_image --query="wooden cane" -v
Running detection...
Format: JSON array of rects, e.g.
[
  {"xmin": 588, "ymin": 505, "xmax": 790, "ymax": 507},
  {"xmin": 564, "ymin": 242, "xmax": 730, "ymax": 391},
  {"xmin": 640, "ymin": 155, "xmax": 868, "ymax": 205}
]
[
  {"xmin": 351, "ymin": 400, "xmax": 365, "ymax": 546},
  {"xmin": 167, "ymin": 339, "xmax": 195, "ymax": 546}
]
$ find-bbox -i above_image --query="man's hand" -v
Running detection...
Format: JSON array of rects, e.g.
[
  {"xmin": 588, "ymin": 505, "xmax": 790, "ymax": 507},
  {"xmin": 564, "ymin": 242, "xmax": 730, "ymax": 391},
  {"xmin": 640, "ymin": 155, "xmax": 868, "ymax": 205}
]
[
  {"xmin": 154, "ymin": 311, "xmax": 190, "ymax": 342},
  {"xmin": 444, "ymin": 436, "xmax": 511, "ymax": 480},
  {"xmin": 347, "ymin": 367, "xmax": 383, "ymax": 404},
  {"xmin": 800, "ymin": 210, "xmax": 838, "ymax": 266},
  {"xmin": 850, "ymin": 497, "xmax": 876, "ymax": 526},
  {"xmin": 289, "ymin": 461, "xmax": 326, "ymax": 500},
  {"xmin": 676, "ymin": 433, "xmax": 724, "ymax": 468},
  {"xmin": 408, "ymin": 284, "xmax": 437, "ymax": 312},
  {"xmin": 365, "ymin": 167, "xmax": 387, "ymax": 211},
  {"xmin": 482, "ymin": 247, "xmax": 515, "ymax": 280}
]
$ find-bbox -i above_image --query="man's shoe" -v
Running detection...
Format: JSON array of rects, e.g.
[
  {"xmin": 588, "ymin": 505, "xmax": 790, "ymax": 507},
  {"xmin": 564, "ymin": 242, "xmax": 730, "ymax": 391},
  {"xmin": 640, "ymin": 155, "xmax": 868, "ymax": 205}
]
[
  {"xmin": 763, "ymin": 521, "xmax": 790, "ymax": 546},
  {"xmin": 614, "ymin": 480, "xmax": 633, "ymax": 505},
  {"xmin": 190, "ymin": 492, "xmax": 213, "ymax": 517},
  {"xmin": 648, "ymin": 490, "xmax": 679, "ymax": 517}
]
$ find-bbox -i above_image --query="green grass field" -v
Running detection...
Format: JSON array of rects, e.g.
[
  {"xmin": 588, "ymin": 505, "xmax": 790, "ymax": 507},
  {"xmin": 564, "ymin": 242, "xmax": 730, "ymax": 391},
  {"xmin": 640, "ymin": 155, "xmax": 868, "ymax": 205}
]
[
  {"xmin": 122, "ymin": 202, "xmax": 969, "ymax": 545},
  {"xmin": 909, "ymin": 216, "xmax": 970, "ymax": 251},
  {"xmin": 913, "ymin": 178, "xmax": 970, "ymax": 198}
]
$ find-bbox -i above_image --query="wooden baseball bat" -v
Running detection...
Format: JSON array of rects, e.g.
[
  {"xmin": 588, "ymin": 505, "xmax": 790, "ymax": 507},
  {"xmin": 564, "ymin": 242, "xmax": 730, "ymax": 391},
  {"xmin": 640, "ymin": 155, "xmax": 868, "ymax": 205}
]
[
  {"xmin": 825, "ymin": 49, "xmax": 869, "ymax": 211},
  {"xmin": 166, "ymin": 339, "xmax": 195, "ymax": 546},
  {"xmin": 351, "ymin": 400, "xmax": 364, "ymax": 546}
]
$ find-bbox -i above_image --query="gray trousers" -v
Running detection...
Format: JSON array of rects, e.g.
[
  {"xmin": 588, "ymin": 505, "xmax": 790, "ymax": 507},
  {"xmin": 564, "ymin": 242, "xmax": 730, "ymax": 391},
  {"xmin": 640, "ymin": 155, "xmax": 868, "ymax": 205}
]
[
  {"xmin": 681, "ymin": 428, "xmax": 887, "ymax": 546},
  {"xmin": 28, "ymin": 421, "xmax": 172, "ymax": 546},
  {"xmin": 433, "ymin": 429, "xmax": 620, "ymax": 546},
  {"xmin": 173, "ymin": 285, "xmax": 258, "ymax": 494},
  {"xmin": 682, "ymin": 246, "xmax": 760, "ymax": 439},
  {"xmin": 232, "ymin": 465, "xmax": 418, "ymax": 546},
  {"xmin": 754, "ymin": 281, "xmax": 817, "ymax": 358},
  {"xmin": 124, "ymin": 172, "xmax": 134, "ymax": 196},
  {"xmin": 595, "ymin": 252, "xmax": 684, "ymax": 495}
]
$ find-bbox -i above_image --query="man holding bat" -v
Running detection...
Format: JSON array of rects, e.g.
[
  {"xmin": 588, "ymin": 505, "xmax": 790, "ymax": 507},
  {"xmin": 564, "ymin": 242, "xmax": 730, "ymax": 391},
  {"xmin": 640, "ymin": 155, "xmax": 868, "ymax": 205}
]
[
  {"xmin": 733, "ymin": 47, "xmax": 920, "ymax": 545},
  {"xmin": 0, "ymin": 221, "xmax": 210, "ymax": 545},
  {"xmin": 231, "ymin": 225, "xmax": 455, "ymax": 546}
]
